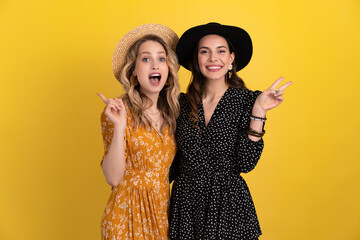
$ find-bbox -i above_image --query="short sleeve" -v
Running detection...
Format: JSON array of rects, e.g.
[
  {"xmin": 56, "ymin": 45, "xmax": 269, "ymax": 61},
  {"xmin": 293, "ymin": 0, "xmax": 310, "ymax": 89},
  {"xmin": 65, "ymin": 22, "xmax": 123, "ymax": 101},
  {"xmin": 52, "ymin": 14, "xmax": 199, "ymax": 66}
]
[{"xmin": 100, "ymin": 109, "xmax": 114, "ymax": 166}]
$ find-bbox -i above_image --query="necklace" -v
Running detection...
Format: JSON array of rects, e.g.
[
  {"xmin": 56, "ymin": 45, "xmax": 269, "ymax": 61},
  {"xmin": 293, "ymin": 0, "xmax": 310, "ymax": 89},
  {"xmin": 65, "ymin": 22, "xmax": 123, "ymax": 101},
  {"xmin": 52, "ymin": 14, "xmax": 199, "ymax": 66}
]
[
  {"xmin": 152, "ymin": 118, "xmax": 160, "ymax": 127},
  {"xmin": 145, "ymin": 111, "xmax": 161, "ymax": 130},
  {"xmin": 151, "ymin": 117, "xmax": 161, "ymax": 132}
]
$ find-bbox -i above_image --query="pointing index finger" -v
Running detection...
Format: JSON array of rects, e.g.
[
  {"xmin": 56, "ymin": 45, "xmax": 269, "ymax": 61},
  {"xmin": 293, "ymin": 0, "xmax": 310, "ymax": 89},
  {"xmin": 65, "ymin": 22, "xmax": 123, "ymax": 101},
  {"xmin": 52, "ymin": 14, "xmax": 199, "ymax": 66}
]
[{"xmin": 97, "ymin": 93, "xmax": 109, "ymax": 104}]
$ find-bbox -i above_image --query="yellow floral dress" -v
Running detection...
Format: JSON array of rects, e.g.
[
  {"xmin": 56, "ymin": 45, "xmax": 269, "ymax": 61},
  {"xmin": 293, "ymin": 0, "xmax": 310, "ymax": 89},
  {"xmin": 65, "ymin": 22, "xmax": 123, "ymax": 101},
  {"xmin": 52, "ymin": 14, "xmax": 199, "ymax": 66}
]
[{"xmin": 100, "ymin": 109, "xmax": 176, "ymax": 240}]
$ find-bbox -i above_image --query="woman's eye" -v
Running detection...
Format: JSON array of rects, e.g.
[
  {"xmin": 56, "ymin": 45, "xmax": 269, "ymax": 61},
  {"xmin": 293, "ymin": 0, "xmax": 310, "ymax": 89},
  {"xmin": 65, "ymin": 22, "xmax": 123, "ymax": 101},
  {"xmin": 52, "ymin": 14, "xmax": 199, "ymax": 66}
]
[
  {"xmin": 142, "ymin": 58, "xmax": 150, "ymax": 62},
  {"xmin": 219, "ymin": 50, "xmax": 226, "ymax": 53},
  {"xmin": 200, "ymin": 50, "xmax": 208, "ymax": 54},
  {"xmin": 159, "ymin": 57, "xmax": 166, "ymax": 62}
]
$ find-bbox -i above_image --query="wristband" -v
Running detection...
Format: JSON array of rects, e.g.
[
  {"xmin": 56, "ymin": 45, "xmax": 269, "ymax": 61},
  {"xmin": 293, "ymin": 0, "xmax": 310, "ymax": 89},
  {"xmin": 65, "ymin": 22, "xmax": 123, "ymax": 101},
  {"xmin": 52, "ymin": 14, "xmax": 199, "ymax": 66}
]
[
  {"xmin": 246, "ymin": 127, "xmax": 265, "ymax": 137},
  {"xmin": 250, "ymin": 115, "xmax": 267, "ymax": 122}
]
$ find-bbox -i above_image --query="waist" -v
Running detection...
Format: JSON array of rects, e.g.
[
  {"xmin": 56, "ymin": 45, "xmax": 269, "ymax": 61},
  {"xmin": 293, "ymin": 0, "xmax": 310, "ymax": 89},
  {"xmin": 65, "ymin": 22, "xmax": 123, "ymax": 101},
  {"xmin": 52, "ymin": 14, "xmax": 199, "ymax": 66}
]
[
  {"xmin": 123, "ymin": 169, "xmax": 166, "ymax": 188},
  {"xmin": 179, "ymin": 167, "xmax": 239, "ymax": 179}
]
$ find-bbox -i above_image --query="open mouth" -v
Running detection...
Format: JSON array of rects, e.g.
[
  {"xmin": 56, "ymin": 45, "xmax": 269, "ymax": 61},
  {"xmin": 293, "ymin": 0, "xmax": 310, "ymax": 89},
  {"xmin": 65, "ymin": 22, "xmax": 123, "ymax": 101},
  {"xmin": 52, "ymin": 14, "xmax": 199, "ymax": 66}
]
[{"xmin": 149, "ymin": 73, "xmax": 161, "ymax": 83}]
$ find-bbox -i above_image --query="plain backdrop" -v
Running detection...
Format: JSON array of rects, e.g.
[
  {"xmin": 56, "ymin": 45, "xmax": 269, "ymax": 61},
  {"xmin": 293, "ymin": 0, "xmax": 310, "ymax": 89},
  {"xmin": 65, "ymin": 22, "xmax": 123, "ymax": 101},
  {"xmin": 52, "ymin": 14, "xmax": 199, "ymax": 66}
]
[{"xmin": 1, "ymin": 0, "xmax": 359, "ymax": 239}]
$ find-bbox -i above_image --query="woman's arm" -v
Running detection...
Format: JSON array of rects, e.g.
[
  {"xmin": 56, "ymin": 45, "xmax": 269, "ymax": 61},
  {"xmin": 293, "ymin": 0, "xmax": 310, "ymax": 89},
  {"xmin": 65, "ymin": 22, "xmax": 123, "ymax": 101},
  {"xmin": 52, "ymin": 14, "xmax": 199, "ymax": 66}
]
[
  {"xmin": 236, "ymin": 132, "xmax": 264, "ymax": 173},
  {"xmin": 248, "ymin": 77, "xmax": 293, "ymax": 142},
  {"xmin": 98, "ymin": 93, "xmax": 127, "ymax": 187},
  {"xmin": 101, "ymin": 123, "xmax": 126, "ymax": 187},
  {"xmin": 235, "ymin": 90, "xmax": 264, "ymax": 173}
]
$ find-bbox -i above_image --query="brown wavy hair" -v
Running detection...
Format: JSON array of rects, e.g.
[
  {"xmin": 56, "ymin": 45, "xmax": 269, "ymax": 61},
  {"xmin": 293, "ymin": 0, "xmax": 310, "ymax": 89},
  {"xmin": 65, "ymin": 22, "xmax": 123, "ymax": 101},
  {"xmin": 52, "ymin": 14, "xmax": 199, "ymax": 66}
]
[
  {"xmin": 187, "ymin": 36, "xmax": 248, "ymax": 125},
  {"xmin": 118, "ymin": 35, "xmax": 180, "ymax": 134}
]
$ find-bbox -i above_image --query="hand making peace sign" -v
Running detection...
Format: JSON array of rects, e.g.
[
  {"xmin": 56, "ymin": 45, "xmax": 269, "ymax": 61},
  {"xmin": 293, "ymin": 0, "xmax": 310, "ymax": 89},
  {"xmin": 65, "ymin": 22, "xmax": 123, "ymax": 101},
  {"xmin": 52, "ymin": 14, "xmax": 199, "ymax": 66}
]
[{"xmin": 254, "ymin": 77, "xmax": 293, "ymax": 113}]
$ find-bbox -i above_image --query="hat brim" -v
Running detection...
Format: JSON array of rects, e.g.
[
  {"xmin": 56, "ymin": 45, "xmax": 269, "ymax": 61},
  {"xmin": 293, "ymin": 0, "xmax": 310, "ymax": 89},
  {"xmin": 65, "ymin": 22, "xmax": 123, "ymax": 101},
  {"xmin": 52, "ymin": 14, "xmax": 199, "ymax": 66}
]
[
  {"xmin": 112, "ymin": 24, "xmax": 179, "ymax": 80},
  {"xmin": 176, "ymin": 22, "xmax": 252, "ymax": 72}
]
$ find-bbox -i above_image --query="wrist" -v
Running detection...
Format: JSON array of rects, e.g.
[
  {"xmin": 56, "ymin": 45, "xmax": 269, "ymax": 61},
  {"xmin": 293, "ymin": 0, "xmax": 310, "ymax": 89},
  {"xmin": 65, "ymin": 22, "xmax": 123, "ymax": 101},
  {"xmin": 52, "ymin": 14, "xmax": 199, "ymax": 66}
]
[
  {"xmin": 251, "ymin": 105, "xmax": 266, "ymax": 117},
  {"xmin": 114, "ymin": 125, "xmax": 126, "ymax": 133}
]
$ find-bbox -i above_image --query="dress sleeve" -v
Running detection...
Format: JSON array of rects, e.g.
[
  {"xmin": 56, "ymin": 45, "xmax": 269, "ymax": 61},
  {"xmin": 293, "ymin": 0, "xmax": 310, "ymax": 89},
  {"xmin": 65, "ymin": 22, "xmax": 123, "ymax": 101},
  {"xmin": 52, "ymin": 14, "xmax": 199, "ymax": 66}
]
[
  {"xmin": 236, "ymin": 90, "xmax": 264, "ymax": 173},
  {"xmin": 169, "ymin": 151, "xmax": 181, "ymax": 183},
  {"xmin": 100, "ymin": 108, "xmax": 114, "ymax": 166}
]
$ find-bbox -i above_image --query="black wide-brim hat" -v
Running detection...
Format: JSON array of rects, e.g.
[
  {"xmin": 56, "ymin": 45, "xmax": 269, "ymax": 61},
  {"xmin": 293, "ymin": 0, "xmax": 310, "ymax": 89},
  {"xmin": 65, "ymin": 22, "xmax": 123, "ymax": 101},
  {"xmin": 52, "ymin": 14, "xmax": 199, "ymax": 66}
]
[{"xmin": 176, "ymin": 22, "xmax": 253, "ymax": 72}]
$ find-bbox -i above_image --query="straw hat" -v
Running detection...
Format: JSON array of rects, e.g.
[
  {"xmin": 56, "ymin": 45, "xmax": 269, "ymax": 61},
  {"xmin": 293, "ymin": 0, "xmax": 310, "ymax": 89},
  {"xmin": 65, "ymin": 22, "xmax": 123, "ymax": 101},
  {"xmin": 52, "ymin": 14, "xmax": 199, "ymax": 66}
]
[
  {"xmin": 176, "ymin": 22, "xmax": 252, "ymax": 72},
  {"xmin": 112, "ymin": 23, "xmax": 179, "ymax": 80}
]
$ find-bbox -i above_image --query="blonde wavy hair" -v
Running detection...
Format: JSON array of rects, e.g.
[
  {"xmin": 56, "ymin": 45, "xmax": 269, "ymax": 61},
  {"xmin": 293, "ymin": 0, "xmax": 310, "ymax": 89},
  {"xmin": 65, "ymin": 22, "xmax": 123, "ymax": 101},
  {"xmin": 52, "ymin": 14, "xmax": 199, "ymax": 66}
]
[{"xmin": 117, "ymin": 35, "xmax": 180, "ymax": 134}]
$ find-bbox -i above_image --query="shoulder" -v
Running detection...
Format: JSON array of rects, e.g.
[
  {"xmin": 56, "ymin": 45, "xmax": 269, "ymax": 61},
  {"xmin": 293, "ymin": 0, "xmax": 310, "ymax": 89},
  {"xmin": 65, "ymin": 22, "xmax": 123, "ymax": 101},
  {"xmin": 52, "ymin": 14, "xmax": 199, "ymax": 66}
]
[
  {"xmin": 229, "ymin": 87, "xmax": 261, "ymax": 97},
  {"xmin": 228, "ymin": 87, "xmax": 261, "ymax": 102},
  {"xmin": 179, "ymin": 92, "xmax": 188, "ymax": 103},
  {"xmin": 177, "ymin": 93, "xmax": 193, "ymax": 120},
  {"xmin": 224, "ymin": 88, "xmax": 261, "ymax": 114},
  {"xmin": 178, "ymin": 92, "xmax": 191, "ymax": 109}
]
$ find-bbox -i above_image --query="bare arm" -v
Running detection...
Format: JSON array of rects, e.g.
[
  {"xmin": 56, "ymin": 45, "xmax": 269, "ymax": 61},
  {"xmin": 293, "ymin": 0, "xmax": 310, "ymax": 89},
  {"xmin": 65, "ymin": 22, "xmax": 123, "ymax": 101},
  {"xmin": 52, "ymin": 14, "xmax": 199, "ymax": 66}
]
[{"xmin": 98, "ymin": 93, "xmax": 127, "ymax": 187}]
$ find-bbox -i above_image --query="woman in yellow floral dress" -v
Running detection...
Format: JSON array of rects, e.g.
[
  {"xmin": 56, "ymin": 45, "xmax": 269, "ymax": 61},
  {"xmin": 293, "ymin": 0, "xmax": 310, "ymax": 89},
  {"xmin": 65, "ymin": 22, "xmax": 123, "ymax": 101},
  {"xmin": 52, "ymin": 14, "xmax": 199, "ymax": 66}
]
[{"xmin": 97, "ymin": 24, "xmax": 180, "ymax": 239}]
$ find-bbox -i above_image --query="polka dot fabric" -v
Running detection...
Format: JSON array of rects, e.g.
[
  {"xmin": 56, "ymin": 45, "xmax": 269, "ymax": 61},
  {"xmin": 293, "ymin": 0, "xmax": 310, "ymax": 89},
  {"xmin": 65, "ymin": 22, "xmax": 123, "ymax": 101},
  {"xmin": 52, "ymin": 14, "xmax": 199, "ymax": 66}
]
[{"xmin": 169, "ymin": 88, "xmax": 264, "ymax": 240}]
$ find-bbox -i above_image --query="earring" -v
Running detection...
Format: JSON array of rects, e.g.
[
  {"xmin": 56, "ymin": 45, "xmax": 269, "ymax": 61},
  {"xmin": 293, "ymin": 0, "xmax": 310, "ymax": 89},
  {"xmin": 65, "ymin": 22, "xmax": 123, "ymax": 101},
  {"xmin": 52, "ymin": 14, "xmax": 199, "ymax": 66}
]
[
  {"xmin": 228, "ymin": 64, "xmax": 233, "ymax": 79},
  {"xmin": 130, "ymin": 75, "xmax": 138, "ymax": 86}
]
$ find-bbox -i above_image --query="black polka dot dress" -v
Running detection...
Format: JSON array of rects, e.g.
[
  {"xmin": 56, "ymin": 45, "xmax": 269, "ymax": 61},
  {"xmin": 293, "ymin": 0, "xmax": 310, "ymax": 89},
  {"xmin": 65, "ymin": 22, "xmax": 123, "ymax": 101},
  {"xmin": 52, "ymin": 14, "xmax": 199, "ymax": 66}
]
[{"xmin": 169, "ymin": 88, "xmax": 264, "ymax": 240}]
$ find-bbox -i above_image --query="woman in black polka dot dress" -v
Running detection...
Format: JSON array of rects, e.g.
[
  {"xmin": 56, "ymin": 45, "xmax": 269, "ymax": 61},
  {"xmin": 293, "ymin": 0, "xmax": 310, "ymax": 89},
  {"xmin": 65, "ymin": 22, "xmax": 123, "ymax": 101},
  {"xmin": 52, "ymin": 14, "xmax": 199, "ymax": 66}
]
[{"xmin": 169, "ymin": 23, "xmax": 292, "ymax": 239}]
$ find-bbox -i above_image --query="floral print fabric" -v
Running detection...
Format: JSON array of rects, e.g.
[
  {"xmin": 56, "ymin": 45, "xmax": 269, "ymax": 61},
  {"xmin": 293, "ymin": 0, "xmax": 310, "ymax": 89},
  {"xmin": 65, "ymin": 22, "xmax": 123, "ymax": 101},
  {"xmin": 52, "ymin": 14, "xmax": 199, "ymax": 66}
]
[{"xmin": 100, "ymin": 109, "xmax": 176, "ymax": 240}]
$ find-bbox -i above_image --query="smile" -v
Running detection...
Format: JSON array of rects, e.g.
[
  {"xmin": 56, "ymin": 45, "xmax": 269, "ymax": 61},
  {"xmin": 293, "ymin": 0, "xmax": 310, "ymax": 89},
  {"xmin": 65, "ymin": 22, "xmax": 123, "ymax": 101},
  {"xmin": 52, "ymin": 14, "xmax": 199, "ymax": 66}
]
[{"xmin": 206, "ymin": 65, "xmax": 222, "ymax": 71}]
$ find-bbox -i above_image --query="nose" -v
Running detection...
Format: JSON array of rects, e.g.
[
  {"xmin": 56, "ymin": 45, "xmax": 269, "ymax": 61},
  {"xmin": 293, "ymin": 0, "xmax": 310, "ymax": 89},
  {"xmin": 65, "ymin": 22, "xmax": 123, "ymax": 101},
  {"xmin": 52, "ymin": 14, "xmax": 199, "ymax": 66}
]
[
  {"xmin": 152, "ymin": 62, "xmax": 159, "ymax": 70},
  {"xmin": 209, "ymin": 52, "xmax": 218, "ymax": 62}
]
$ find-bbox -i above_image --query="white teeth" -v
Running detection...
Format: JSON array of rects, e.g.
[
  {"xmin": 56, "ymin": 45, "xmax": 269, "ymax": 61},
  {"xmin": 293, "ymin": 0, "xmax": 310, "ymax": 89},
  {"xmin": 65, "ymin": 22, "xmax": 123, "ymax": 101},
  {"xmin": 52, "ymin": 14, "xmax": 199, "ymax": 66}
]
[
  {"xmin": 150, "ymin": 73, "xmax": 161, "ymax": 77},
  {"xmin": 149, "ymin": 73, "xmax": 161, "ymax": 83},
  {"xmin": 207, "ymin": 66, "xmax": 221, "ymax": 70}
]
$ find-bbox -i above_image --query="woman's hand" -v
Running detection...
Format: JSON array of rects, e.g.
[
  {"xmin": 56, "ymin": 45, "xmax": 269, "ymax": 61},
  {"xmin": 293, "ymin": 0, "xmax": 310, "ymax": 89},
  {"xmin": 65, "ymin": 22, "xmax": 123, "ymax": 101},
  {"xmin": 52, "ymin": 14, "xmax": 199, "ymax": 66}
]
[
  {"xmin": 252, "ymin": 77, "xmax": 293, "ymax": 115},
  {"xmin": 97, "ymin": 93, "xmax": 127, "ymax": 130}
]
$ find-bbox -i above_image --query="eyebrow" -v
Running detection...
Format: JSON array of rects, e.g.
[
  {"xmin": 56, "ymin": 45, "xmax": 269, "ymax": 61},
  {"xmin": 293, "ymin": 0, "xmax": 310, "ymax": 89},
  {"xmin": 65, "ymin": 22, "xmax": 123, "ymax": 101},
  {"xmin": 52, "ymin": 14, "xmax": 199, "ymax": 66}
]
[
  {"xmin": 139, "ymin": 51, "xmax": 166, "ymax": 55},
  {"xmin": 199, "ymin": 46, "xmax": 228, "ymax": 49}
]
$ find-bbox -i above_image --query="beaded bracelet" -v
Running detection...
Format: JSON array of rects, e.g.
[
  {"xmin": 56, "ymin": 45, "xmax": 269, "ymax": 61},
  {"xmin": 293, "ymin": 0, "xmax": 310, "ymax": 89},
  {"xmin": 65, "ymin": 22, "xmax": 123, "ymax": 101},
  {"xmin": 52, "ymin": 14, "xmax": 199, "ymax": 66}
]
[
  {"xmin": 250, "ymin": 115, "xmax": 267, "ymax": 122},
  {"xmin": 246, "ymin": 127, "xmax": 266, "ymax": 137}
]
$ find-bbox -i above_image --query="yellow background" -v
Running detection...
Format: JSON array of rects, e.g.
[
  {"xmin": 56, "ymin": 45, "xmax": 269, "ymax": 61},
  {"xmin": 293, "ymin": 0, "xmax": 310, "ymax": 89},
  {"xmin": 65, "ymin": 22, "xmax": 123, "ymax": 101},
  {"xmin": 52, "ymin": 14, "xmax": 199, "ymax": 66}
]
[{"xmin": 1, "ymin": 0, "xmax": 359, "ymax": 239}]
